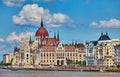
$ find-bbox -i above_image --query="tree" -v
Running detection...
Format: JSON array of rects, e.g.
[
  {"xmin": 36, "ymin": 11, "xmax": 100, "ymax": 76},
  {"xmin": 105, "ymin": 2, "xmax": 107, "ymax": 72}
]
[
  {"xmin": 117, "ymin": 65, "xmax": 120, "ymax": 68},
  {"xmin": 0, "ymin": 60, "xmax": 3, "ymax": 65}
]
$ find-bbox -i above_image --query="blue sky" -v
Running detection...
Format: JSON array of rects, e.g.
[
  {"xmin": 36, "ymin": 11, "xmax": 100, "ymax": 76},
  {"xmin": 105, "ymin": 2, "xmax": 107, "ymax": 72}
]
[{"xmin": 0, "ymin": 0, "xmax": 120, "ymax": 61}]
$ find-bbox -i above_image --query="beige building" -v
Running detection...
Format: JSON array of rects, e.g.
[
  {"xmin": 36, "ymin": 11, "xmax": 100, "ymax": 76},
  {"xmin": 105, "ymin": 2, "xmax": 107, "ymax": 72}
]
[
  {"xmin": 12, "ymin": 19, "xmax": 86, "ymax": 68},
  {"xmin": 3, "ymin": 53, "xmax": 13, "ymax": 64}
]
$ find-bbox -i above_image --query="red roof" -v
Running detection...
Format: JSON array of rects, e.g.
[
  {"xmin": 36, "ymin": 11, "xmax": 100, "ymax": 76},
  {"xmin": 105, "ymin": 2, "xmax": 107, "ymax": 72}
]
[
  {"xmin": 47, "ymin": 38, "xmax": 57, "ymax": 44},
  {"xmin": 64, "ymin": 44, "xmax": 85, "ymax": 51},
  {"xmin": 76, "ymin": 44, "xmax": 85, "ymax": 50},
  {"xmin": 35, "ymin": 26, "xmax": 49, "ymax": 37},
  {"xmin": 41, "ymin": 46, "xmax": 55, "ymax": 51},
  {"xmin": 65, "ymin": 46, "xmax": 76, "ymax": 50},
  {"xmin": 37, "ymin": 44, "xmax": 85, "ymax": 51}
]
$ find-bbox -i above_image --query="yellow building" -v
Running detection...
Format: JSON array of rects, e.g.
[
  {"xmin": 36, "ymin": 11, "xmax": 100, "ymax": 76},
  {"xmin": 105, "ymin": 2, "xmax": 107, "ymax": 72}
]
[{"xmin": 96, "ymin": 39, "xmax": 120, "ymax": 67}]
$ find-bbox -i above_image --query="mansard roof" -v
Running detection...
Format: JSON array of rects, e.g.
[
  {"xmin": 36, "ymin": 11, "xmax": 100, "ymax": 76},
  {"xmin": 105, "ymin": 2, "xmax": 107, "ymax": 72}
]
[
  {"xmin": 98, "ymin": 32, "xmax": 111, "ymax": 41},
  {"xmin": 90, "ymin": 41, "xmax": 98, "ymax": 46}
]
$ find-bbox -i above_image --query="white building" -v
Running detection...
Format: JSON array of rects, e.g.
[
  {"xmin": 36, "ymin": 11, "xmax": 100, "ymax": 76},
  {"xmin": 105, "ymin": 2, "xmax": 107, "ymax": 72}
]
[{"xmin": 3, "ymin": 53, "xmax": 13, "ymax": 64}]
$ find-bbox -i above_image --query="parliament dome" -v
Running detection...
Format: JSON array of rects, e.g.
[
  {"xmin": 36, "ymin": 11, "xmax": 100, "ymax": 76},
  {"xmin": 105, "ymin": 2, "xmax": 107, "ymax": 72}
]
[{"xmin": 35, "ymin": 19, "xmax": 49, "ymax": 37}]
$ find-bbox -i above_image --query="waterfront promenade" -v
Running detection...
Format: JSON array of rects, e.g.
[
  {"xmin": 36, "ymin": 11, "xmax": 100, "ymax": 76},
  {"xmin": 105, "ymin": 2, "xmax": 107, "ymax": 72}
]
[{"xmin": 0, "ymin": 65, "xmax": 120, "ymax": 72}]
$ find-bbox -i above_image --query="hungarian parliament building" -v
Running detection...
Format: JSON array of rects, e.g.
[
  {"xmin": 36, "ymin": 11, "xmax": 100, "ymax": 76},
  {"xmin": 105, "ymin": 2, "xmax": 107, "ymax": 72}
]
[{"xmin": 11, "ymin": 19, "xmax": 86, "ymax": 67}]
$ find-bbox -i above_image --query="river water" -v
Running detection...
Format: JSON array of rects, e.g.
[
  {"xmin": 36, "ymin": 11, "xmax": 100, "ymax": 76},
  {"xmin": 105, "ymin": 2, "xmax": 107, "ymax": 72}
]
[{"xmin": 0, "ymin": 69, "xmax": 120, "ymax": 77}]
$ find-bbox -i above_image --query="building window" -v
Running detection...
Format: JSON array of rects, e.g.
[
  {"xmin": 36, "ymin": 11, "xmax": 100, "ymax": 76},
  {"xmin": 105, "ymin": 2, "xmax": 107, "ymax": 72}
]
[
  {"xmin": 68, "ymin": 53, "xmax": 69, "ymax": 56},
  {"xmin": 73, "ymin": 53, "xmax": 74, "ymax": 56},
  {"xmin": 79, "ymin": 54, "xmax": 81, "ymax": 57},
  {"xmin": 76, "ymin": 53, "xmax": 78, "ymax": 56}
]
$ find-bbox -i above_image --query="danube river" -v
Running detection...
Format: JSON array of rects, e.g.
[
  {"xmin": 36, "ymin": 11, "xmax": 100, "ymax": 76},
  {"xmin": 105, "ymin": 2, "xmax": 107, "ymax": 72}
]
[{"xmin": 0, "ymin": 69, "xmax": 120, "ymax": 77}]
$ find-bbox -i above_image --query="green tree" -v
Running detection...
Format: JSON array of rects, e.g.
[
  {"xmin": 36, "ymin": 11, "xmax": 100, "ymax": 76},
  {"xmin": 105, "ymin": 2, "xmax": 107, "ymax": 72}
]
[
  {"xmin": 117, "ymin": 65, "xmax": 120, "ymax": 68},
  {"xmin": 0, "ymin": 60, "xmax": 3, "ymax": 65}
]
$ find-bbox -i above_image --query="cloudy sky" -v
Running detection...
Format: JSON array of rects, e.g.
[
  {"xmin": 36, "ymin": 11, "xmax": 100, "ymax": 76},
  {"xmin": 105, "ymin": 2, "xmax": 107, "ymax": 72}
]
[{"xmin": 0, "ymin": 0, "xmax": 120, "ymax": 61}]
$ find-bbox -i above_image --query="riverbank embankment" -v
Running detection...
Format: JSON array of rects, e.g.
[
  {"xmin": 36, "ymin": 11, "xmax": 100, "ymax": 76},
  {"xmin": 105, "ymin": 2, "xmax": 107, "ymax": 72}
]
[{"xmin": 0, "ymin": 66, "xmax": 120, "ymax": 72}]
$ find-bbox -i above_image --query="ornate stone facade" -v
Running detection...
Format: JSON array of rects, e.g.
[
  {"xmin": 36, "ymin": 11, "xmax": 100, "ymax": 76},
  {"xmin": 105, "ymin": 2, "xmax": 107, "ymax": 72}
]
[{"xmin": 12, "ymin": 19, "xmax": 86, "ymax": 67}]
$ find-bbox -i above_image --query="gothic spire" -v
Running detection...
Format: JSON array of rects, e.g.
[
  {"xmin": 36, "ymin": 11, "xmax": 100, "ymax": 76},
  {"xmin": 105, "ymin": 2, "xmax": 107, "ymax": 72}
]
[
  {"xmin": 72, "ymin": 40, "xmax": 74, "ymax": 45},
  {"xmin": 57, "ymin": 31, "xmax": 59, "ymax": 40},
  {"xmin": 29, "ymin": 35, "xmax": 31, "ymax": 42},
  {"xmin": 75, "ymin": 40, "xmax": 77, "ymax": 45},
  {"xmin": 54, "ymin": 32, "xmax": 56, "ymax": 39},
  {"xmin": 41, "ymin": 17, "xmax": 43, "ymax": 27},
  {"xmin": 106, "ymin": 32, "xmax": 108, "ymax": 35},
  {"xmin": 101, "ymin": 32, "xmax": 103, "ymax": 36}
]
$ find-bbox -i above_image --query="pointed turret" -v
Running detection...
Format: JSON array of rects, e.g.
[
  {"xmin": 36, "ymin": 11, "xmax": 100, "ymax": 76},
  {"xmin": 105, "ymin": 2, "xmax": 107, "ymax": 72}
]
[
  {"xmin": 57, "ymin": 31, "xmax": 59, "ymax": 41},
  {"xmin": 29, "ymin": 35, "xmax": 32, "ymax": 43},
  {"xmin": 75, "ymin": 40, "xmax": 77, "ymax": 45},
  {"xmin": 98, "ymin": 32, "xmax": 111, "ymax": 41},
  {"xmin": 72, "ymin": 40, "xmax": 74, "ymax": 45},
  {"xmin": 101, "ymin": 32, "xmax": 103, "ymax": 36},
  {"xmin": 54, "ymin": 32, "xmax": 56, "ymax": 39},
  {"xmin": 106, "ymin": 32, "xmax": 108, "ymax": 35}
]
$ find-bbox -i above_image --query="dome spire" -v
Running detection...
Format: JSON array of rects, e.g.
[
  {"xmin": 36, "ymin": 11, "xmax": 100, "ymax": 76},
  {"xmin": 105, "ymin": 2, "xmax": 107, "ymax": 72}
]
[{"xmin": 41, "ymin": 17, "xmax": 43, "ymax": 27}]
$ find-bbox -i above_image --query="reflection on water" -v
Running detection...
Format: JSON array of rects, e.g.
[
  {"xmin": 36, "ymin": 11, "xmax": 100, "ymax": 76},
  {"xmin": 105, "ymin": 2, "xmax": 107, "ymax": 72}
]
[{"xmin": 0, "ymin": 69, "xmax": 119, "ymax": 77}]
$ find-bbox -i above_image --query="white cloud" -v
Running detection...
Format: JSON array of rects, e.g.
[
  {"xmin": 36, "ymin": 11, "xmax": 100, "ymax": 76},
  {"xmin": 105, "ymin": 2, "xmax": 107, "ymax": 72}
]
[
  {"xmin": 13, "ymin": 4, "xmax": 71, "ymax": 27},
  {"xmin": 0, "ymin": 38, "xmax": 4, "ymax": 42},
  {"xmin": 90, "ymin": 19, "xmax": 120, "ymax": 28},
  {"xmin": 6, "ymin": 32, "xmax": 34, "ymax": 42},
  {"xmin": 3, "ymin": 0, "xmax": 26, "ymax": 7}
]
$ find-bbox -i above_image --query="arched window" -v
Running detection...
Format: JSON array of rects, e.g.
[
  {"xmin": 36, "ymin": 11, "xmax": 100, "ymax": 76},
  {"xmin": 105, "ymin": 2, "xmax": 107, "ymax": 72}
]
[
  {"xmin": 68, "ymin": 53, "xmax": 69, "ymax": 56},
  {"xmin": 76, "ymin": 53, "xmax": 78, "ymax": 56}
]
